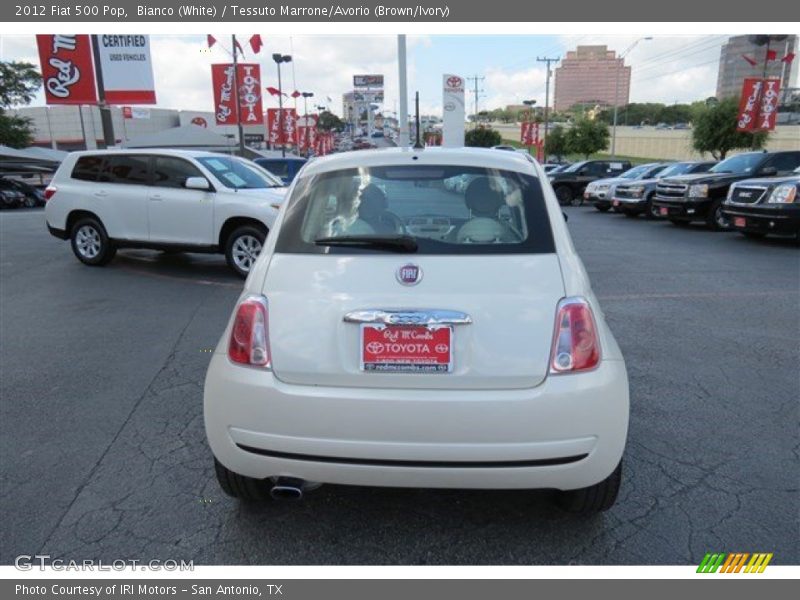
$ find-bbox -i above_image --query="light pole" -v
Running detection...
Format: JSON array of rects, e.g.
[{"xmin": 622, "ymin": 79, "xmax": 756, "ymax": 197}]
[
  {"xmin": 611, "ymin": 37, "xmax": 651, "ymax": 158},
  {"xmin": 272, "ymin": 53, "xmax": 292, "ymax": 157},
  {"xmin": 301, "ymin": 91, "xmax": 314, "ymax": 156}
]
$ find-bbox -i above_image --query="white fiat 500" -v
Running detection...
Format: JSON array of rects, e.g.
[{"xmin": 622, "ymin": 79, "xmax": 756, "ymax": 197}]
[{"xmin": 204, "ymin": 147, "xmax": 629, "ymax": 513}]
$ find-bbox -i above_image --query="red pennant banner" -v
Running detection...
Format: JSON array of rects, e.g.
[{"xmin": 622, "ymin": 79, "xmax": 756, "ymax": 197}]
[
  {"xmin": 520, "ymin": 121, "xmax": 539, "ymax": 146},
  {"xmin": 36, "ymin": 35, "xmax": 98, "ymax": 105},
  {"xmin": 266, "ymin": 108, "xmax": 298, "ymax": 145},
  {"xmin": 736, "ymin": 77, "xmax": 781, "ymax": 132},
  {"xmin": 211, "ymin": 63, "xmax": 263, "ymax": 126},
  {"xmin": 249, "ymin": 34, "xmax": 263, "ymax": 54}
]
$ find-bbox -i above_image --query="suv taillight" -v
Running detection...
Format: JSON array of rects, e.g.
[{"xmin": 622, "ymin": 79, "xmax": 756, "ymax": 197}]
[
  {"xmin": 550, "ymin": 297, "xmax": 600, "ymax": 374},
  {"xmin": 44, "ymin": 186, "xmax": 57, "ymax": 201},
  {"xmin": 228, "ymin": 295, "xmax": 270, "ymax": 367}
]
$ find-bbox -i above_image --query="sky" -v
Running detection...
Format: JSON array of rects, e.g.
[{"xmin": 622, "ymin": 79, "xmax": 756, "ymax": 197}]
[{"xmin": 1, "ymin": 33, "xmax": 730, "ymax": 117}]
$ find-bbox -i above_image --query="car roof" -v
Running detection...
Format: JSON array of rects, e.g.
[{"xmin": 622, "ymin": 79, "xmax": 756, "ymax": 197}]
[
  {"xmin": 300, "ymin": 147, "xmax": 538, "ymax": 178},
  {"xmin": 67, "ymin": 149, "xmax": 244, "ymax": 160}
]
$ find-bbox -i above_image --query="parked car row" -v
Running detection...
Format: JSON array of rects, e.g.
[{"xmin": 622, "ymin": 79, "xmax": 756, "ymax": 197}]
[
  {"xmin": 577, "ymin": 150, "xmax": 800, "ymax": 241},
  {"xmin": 0, "ymin": 176, "xmax": 46, "ymax": 209}
]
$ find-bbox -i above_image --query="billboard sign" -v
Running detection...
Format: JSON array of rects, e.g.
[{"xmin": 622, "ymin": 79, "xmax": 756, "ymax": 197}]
[
  {"xmin": 36, "ymin": 35, "xmax": 98, "ymax": 105},
  {"xmin": 354, "ymin": 74, "xmax": 384, "ymax": 88},
  {"xmin": 442, "ymin": 73, "xmax": 465, "ymax": 148},
  {"xmin": 94, "ymin": 35, "xmax": 156, "ymax": 104}
]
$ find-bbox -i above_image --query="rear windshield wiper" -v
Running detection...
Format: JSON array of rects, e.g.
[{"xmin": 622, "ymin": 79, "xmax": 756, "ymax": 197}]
[{"xmin": 314, "ymin": 234, "xmax": 418, "ymax": 253}]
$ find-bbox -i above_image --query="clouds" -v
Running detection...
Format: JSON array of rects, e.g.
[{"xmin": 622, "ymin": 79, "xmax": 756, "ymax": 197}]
[{"xmin": 0, "ymin": 33, "xmax": 727, "ymax": 118}]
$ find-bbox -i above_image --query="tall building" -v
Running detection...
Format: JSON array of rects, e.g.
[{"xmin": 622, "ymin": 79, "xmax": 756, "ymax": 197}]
[
  {"xmin": 554, "ymin": 45, "xmax": 631, "ymax": 112},
  {"xmin": 716, "ymin": 35, "xmax": 798, "ymax": 101},
  {"xmin": 342, "ymin": 92, "xmax": 357, "ymax": 123}
]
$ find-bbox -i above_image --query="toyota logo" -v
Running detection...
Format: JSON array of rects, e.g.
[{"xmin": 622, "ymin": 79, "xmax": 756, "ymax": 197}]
[
  {"xmin": 366, "ymin": 342, "xmax": 384, "ymax": 354},
  {"xmin": 191, "ymin": 117, "xmax": 208, "ymax": 128},
  {"xmin": 446, "ymin": 76, "xmax": 463, "ymax": 88},
  {"xmin": 396, "ymin": 264, "xmax": 422, "ymax": 286}
]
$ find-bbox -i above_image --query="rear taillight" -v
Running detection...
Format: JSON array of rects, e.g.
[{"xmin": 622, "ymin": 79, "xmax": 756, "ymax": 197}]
[
  {"xmin": 43, "ymin": 186, "xmax": 57, "ymax": 201},
  {"xmin": 228, "ymin": 295, "xmax": 270, "ymax": 368},
  {"xmin": 549, "ymin": 297, "xmax": 600, "ymax": 374}
]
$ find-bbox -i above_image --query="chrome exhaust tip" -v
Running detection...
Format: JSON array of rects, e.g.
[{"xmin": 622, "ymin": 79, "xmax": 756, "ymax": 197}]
[{"xmin": 270, "ymin": 477, "xmax": 305, "ymax": 501}]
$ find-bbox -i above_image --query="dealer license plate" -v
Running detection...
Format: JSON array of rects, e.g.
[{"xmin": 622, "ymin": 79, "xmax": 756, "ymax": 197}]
[
  {"xmin": 734, "ymin": 217, "xmax": 746, "ymax": 228},
  {"xmin": 660, "ymin": 207, "xmax": 669, "ymax": 216},
  {"xmin": 360, "ymin": 324, "xmax": 452, "ymax": 373}
]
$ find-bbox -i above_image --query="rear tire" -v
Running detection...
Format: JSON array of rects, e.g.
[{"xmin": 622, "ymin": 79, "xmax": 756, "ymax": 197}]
[
  {"xmin": 214, "ymin": 459, "xmax": 271, "ymax": 502},
  {"xmin": 225, "ymin": 224, "xmax": 267, "ymax": 278},
  {"xmin": 554, "ymin": 186, "xmax": 573, "ymax": 206},
  {"xmin": 70, "ymin": 217, "xmax": 116, "ymax": 266},
  {"xmin": 556, "ymin": 460, "xmax": 622, "ymax": 514}
]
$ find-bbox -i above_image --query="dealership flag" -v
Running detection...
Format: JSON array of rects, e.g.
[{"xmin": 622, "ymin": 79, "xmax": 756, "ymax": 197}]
[
  {"xmin": 741, "ymin": 54, "xmax": 758, "ymax": 66},
  {"xmin": 782, "ymin": 52, "xmax": 795, "ymax": 63},
  {"xmin": 207, "ymin": 35, "xmax": 217, "ymax": 48},
  {"xmin": 736, "ymin": 77, "xmax": 781, "ymax": 132},
  {"xmin": 766, "ymin": 49, "xmax": 777, "ymax": 61},
  {"xmin": 211, "ymin": 63, "xmax": 263, "ymax": 125},
  {"xmin": 291, "ymin": 90, "xmax": 302, "ymax": 98},
  {"xmin": 249, "ymin": 34, "xmax": 263, "ymax": 54},
  {"xmin": 266, "ymin": 108, "xmax": 298, "ymax": 145},
  {"xmin": 36, "ymin": 35, "xmax": 98, "ymax": 105}
]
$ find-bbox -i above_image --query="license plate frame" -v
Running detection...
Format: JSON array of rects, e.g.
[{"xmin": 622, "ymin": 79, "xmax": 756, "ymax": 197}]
[
  {"xmin": 734, "ymin": 216, "xmax": 746, "ymax": 228},
  {"xmin": 360, "ymin": 324, "xmax": 453, "ymax": 373}
]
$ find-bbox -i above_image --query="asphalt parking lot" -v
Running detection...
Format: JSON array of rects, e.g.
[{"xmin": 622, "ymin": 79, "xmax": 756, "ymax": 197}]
[{"xmin": 1, "ymin": 206, "xmax": 797, "ymax": 565}]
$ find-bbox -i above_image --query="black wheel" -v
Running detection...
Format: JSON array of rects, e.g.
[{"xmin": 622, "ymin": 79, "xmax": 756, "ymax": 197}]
[
  {"xmin": 669, "ymin": 219, "xmax": 690, "ymax": 227},
  {"xmin": 556, "ymin": 460, "xmax": 622, "ymax": 514},
  {"xmin": 214, "ymin": 459, "xmax": 271, "ymax": 501},
  {"xmin": 70, "ymin": 217, "xmax": 116, "ymax": 266},
  {"xmin": 645, "ymin": 196, "xmax": 658, "ymax": 220},
  {"xmin": 22, "ymin": 195, "xmax": 37, "ymax": 209},
  {"xmin": 594, "ymin": 205, "xmax": 610, "ymax": 212},
  {"xmin": 225, "ymin": 224, "xmax": 267, "ymax": 278},
  {"xmin": 554, "ymin": 186, "xmax": 574, "ymax": 206},
  {"xmin": 706, "ymin": 200, "xmax": 731, "ymax": 231}
]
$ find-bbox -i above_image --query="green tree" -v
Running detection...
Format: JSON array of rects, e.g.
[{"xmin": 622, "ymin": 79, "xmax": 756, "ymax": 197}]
[
  {"xmin": 566, "ymin": 118, "xmax": 610, "ymax": 158},
  {"xmin": 316, "ymin": 110, "xmax": 344, "ymax": 132},
  {"xmin": 691, "ymin": 97, "xmax": 768, "ymax": 160},
  {"xmin": 544, "ymin": 125, "xmax": 569, "ymax": 161},
  {"xmin": 464, "ymin": 126, "xmax": 502, "ymax": 147},
  {"xmin": 0, "ymin": 61, "xmax": 42, "ymax": 148}
]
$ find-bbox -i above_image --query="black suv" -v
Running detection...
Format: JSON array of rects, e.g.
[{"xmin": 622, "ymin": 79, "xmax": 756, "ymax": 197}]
[
  {"xmin": 547, "ymin": 159, "xmax": 632, "ymax": 206},
  {"xmin": 652, "ymin": 151, "xmax": 800, "ymax": 230},
  {"xmin": 722, "ymin": 168, "xmax": 800, "ymax": 241}
]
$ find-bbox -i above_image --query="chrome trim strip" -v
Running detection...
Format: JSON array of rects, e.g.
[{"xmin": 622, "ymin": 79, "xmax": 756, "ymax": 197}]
[{"xmin": 344, "ymin": 309, "xmax": 473, "ymax": 326}]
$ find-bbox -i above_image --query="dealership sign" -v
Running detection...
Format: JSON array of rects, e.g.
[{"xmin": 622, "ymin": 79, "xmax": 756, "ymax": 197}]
[
  {"xmin": 35, "ymin": 35, "xmax": 97, "ymax": 104},
  {"xmin": 94, "ymin": 35, "xmax": 156, "ymax": 104},
  {"xmin": 442, "ymin": 73, "xmax": 465, "ymax": 148},
  {"xmin": 353, "ymin": 74, "xmax": 384, "ymax": 88},
  {"xmin": 211, "ymin": 63, "xmax": 264, "ymax": 126},
  {"xmin": 736, "ymin": 78, "xmax": 781, "ymax": 132}
]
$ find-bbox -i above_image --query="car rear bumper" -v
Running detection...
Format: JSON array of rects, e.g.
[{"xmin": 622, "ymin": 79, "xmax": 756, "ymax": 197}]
[
  {"xmin": 204, "ymin": 356, "xmax": 629, "ymax": 491},
  {"xmin": 722, "ymin": 205, "xmax": 800, "ymax": 235},
  {"xmin": 652, "ymin": 197, "xmax": 712, "ymax": 220}
]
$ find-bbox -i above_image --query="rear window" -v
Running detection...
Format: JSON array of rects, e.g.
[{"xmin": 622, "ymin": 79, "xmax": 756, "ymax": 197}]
[
  {"xmin": 71, "ymin": 156, "xmax": 104, "ymax": 182},
  {"xmin": 275, "ymin": 165, "xmax": 555, "ymax": 255}
]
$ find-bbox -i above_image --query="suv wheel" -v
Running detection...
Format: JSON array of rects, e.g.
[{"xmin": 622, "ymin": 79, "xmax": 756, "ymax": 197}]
[
  {"xmin": 22, "ymin": 195, "xmax": 37, "ymax": 209},
  {"xmin": 225, "ymin": 224, "xmax": 267, "ymax": 278},
  {"xmin": 70, "ymin": 217, "xmax": 116, "ymax": 266},
  {"xmin": 556, "ymin": 460, "xmax": 622, "ymax": 514},
  {"xmin": 554, "ymin": 186, "xmax": 573, "ymax": 206},
  {"xmin": 706, "ymin": 200, "xmax": 731, "ymax": 231},
  {"xmin": 645, "ymin": 196, "xmax": 659, "ymax": 220},
  {"xmin": 214, "ymin": 459, "xmax": 271, "ymax": 501}
]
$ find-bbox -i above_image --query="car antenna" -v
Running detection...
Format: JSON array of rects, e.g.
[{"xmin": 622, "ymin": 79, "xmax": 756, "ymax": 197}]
[{"xmin": 413, "ymin": 91, "xmax": 424, "ymax": 150}]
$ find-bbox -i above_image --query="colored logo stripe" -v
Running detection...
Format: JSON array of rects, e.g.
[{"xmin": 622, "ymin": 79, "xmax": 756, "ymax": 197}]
[{"xmin": 697, "ymin": 552, "xmax": 773, "ymax": 573}]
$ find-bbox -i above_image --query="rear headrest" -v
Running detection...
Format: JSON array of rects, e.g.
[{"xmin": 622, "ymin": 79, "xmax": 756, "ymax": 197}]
[
  {"xmin": 464, "ymin": 177, "xmax": 505, "ymax": 217},
  {"xmin": 358, "ymin": 184, "xmax": 387, "ymax": 218}
]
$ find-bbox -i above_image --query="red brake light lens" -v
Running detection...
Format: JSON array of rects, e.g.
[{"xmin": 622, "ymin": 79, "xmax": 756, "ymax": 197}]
[
  {"xmin": 550, "ymin": 298, "xmax": 600, "ymax": 373},
  {"xmin": 44, "ymin": 186, "xmax": 57, "ymax": 201},
  {"xmin": 228, "ymin": 295, "xmax": 270, "ymax": 367}
]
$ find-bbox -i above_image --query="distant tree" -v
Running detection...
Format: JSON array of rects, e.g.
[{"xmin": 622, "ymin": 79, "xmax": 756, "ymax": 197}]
[
  {"xmin": 0, "ymin": 61, "xmax": 42, "ymax": 148},
  {"xmin": 317, "ymin": 110, "xmax": 344, "ymax": 132},
  {"xmin": 544, "ymin": 125, "xmax": 569, "ymax": 161},
  {"xmin": 566, "ymin": 118, "xmax": 609, "ymax": 158},
  {"xmin": 691, "ymin": 97, "xmax": 768, "ymax": 160},
  {"xmin": 464, "ymin": 126, "xmax": 502, "ymax": 147}
]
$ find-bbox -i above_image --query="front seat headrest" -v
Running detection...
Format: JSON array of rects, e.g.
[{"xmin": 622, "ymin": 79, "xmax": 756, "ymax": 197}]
[{"xmin": 464, "ymin": 177, "xmax": 505, "ymax": 217}]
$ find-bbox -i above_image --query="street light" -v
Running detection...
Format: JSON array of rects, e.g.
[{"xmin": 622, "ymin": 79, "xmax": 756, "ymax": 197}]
[
  {"xmin": 272, "ymin": 53, "xmax": 292, "ymax": 157},
  {"xmin": 611, "ymin": 37, "xmax": 652, "ymax": 158},
  {"xmin": 301, "ymin": 91, "xmax": 314, "ymax": 157},
  {"xmin": 522, "ymin": 99, "xmax": 536, "ymax": 120}
]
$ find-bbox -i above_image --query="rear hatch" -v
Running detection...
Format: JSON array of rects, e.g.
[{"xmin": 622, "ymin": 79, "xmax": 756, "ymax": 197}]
[{"xmin": 263, "ymin": 254, "xmax": 564, "ymax": 390}]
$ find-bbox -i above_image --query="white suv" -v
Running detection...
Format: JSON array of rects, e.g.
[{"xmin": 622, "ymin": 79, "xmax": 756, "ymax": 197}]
[
  {"xmin": 45, "ymin": 149, "xmax": 288, "ymax": 277},
  {"xmin": 204, "ymin": 147, "xmax": 629, "ymax": 513}
]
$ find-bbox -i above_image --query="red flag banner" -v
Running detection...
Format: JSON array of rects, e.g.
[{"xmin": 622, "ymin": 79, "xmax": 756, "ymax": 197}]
[
  {"xmin": 782, "ymin": 52, "xmax": 796, "ymax": 64},
  {"xmin": 207, "ymin": 34, "xmax": 217, "ymax": 48},
  {"xmin": 737, "ymin": 78, "xmax": 781, "ymax": 132},
  {"xmin": 36, "ymin": 35, "xmax": 97, "ymax": 105},
  {"xmin": 211, "ymin": 63, "xmax": 263, "ymax": 125},
  {"xmin": 297, "ymin": 115, "xmax": 318, "ymax": 154},
  {"xmin": 741, "ymin": 54, "xmax": 757, "ymax": 66},
  {"xmin": 766, "ymin": 49, "xmax": 777, "ymax": 61},
  {"xmin": 249, "ymin": 34, "xmax": 263, "ymax": 54},
  {"xmin": 520, "ymin": 122, "xmax": 539, "ymax": 146},
  {"xmin": 266, "ymin": 108, "xmax": 298, "ymax": 145}
]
